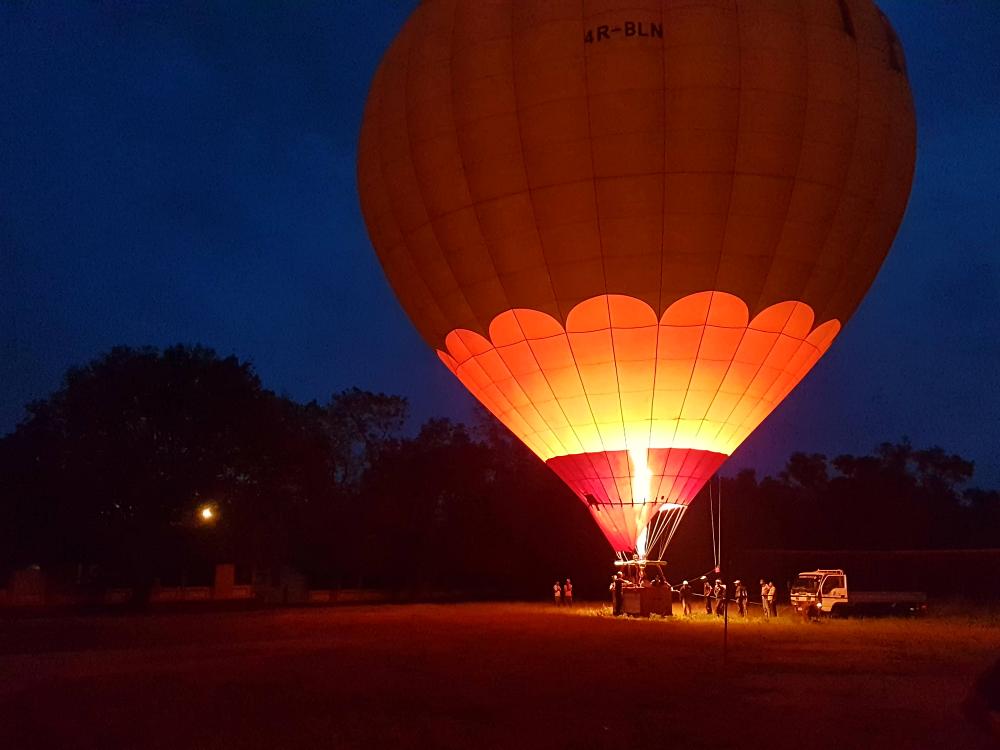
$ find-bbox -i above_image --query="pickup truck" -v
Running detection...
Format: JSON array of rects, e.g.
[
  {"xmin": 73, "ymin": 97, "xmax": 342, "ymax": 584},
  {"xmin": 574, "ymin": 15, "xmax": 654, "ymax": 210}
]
[{"xmin": 789, "ymin": 569, "xmax": 927, "ymax": 619}]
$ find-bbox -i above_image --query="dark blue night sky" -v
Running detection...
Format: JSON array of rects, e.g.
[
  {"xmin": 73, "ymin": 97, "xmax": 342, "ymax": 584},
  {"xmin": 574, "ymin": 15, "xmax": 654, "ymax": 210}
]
[{"xmin": 2, "ymin": 2, "xmax": 998, "ymax": 486}]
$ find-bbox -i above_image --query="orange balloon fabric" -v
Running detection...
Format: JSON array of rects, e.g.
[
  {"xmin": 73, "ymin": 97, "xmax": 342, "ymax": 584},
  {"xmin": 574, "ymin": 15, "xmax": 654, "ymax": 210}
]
[{"xmin": 358, "ymin": 0, "xmax": 915, "ymax": 553}]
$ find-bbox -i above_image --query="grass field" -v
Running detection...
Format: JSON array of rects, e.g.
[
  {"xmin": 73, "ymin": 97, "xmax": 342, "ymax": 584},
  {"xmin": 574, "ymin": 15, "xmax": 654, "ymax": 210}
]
[{"xmin": 1, "ymin": 602, "xmax": 998, "ymax": 749}]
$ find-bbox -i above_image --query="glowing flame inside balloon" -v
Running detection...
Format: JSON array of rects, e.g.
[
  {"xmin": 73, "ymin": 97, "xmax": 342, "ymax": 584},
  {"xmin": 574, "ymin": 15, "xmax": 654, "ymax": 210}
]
[
  {"xmin": 628, "ymin": 449, "xmax": 656, "ymax": 559},
  {"xmin": 629, "ymin": 448, "xmax": 652, "ymax": 506},
  {"xmin": 635, "ymin": 525, "xmax": 648, "ymax": 561}
]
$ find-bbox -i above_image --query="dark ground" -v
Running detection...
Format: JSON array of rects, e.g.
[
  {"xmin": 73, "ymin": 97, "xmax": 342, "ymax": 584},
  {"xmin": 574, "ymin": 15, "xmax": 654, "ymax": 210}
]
[{"xmin": 1, "ymin": 603, "xmax": 997, "ymax": 749}]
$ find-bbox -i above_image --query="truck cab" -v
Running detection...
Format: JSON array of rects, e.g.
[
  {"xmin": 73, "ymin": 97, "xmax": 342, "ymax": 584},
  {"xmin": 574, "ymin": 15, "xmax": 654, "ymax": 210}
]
[
  {"xmin": 790, "ymin": 569, "xmax": 848, "ymax": 618},
  {"xmin": 790, "ymin": 568, "xmax": 926, "ymax": 618}
]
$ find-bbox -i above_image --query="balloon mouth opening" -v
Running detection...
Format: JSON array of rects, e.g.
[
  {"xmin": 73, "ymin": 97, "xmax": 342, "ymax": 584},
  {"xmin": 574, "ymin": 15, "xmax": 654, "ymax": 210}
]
[{"xmin": 546, "ymin": 447, "xmax": 728, "ymax": 553}]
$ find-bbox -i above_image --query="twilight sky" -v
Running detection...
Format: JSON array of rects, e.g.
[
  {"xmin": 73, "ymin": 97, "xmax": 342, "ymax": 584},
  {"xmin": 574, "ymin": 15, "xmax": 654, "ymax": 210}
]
[{"xmin": 2, "ymin": 2, "xmax": 998, "ymax": 486}]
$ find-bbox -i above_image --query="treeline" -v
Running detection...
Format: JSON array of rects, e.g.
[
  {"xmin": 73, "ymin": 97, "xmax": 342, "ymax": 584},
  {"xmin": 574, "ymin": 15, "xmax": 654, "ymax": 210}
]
[
  {"xmin": 0, "ymin": 345, "xmax": 997, "ymax": 598},
  {"xmin": 0, "ymin": 346, "xmax": 609, "ymax": 597},
  {"xmin": 725, "ymin": 446, "xmax": 1000, "ymax": 551},
  {"xmin": 667, "ymin": 445, "xmax": 1000, "ymax": 578}
]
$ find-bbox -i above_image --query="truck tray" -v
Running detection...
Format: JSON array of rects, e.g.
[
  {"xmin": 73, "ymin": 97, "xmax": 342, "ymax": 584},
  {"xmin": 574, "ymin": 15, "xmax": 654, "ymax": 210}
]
[{"xmin": 849, "ymin": 591, "xmax": 927, "ymax": 604}]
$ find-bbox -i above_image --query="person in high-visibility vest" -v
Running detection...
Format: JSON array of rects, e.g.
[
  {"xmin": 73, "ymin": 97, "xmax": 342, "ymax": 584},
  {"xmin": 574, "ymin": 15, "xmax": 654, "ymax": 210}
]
[
  {"xmin": 766, "ymin": 581, "xmax": 777, "ymax": 618},
  {"xmin": 760, "ymin": 579, "xmax": 770, "ymax": 619}
]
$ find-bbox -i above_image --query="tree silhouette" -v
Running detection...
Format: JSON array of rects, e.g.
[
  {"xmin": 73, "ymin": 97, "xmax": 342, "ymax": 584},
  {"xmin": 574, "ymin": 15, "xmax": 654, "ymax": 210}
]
[
  {"xmin": 1, "ymin": 346, "xmax": 997, "ymax": 600},
  {"xmin": 0, "ymin": 346, "xmax": 322, "ymax": 596}
]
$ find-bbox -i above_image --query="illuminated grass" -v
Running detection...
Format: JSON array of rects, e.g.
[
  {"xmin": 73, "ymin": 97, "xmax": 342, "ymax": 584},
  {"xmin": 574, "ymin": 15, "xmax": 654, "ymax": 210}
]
[
  {"xmin": 1, "ymin": 602, "xmax": 997, "ymax": 748},
  {"xmin": 565, "ymin": 599, "xmax": 1000, "ymax": 654}
]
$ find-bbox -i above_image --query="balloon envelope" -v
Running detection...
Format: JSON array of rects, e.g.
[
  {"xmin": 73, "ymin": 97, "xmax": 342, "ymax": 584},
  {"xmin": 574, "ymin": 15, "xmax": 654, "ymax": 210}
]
[{"xmin": 358, "ymin": 0, "xmax": 915, "ymax": 553}]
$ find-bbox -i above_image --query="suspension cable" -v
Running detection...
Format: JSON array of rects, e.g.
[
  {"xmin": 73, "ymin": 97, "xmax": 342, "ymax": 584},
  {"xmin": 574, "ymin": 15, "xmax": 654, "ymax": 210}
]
[
  {"xmin": 709, "ymin": 480, "xmax": 718, "ymax": 570},
  {"xmin": 717, "ymin": 475, "xmax": 723, "ymax": 571}
]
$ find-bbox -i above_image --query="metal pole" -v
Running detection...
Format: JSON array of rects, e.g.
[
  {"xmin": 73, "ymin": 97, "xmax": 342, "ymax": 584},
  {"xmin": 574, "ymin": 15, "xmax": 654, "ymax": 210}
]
[
  {"xmin": 720, "ymin": 477, "xmax": 728, "ymax": 668},
  {"xmin": 723, "ymin": 576, "xmax": 729, "ymax": 667}
]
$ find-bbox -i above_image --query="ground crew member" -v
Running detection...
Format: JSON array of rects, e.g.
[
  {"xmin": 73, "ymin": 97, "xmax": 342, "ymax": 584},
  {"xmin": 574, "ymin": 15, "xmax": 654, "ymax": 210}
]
[
  {"xmin": 564, "ymin": 578, "xmax": 573, "ymax": 606},
  {"xmin": 703, "ymin": 580, "xmax": 713, "ymax": 614},
  {"xmin": 553, "ymin": 581, "xmax": 562, "ymax": 606},
  {"xmin": 760, "ymin": 579, "xmax": 770, "ymax": 620},
  {"xmin": 714, "ymin": 580, "xmax": 727, "ymax": 616},
  {"xmin": 735, "ymin": 580, "xmax": 748, "ymax": 617},
  {"xmin": 679, "ymin": 580, "xmax": 692, "ymax": 615},
  {"xmin": 612, "ymin": 572, "xmax": 626, "ymax": 616},
  {"xmin": 766, "ymin": 580, "xmax": 777, "ymax": 618}
]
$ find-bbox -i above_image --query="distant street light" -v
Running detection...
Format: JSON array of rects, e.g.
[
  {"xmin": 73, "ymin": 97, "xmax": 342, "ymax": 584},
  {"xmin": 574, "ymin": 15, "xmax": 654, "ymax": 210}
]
[{"xmin": 197, "ymin": 503, "xmax": 218, "ymax": 524}]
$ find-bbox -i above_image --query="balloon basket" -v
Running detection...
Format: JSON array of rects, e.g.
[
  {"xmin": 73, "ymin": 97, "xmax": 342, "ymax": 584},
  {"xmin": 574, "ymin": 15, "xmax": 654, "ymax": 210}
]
[{"xmin": 614, "ymin": 559, "xmax": 674, "ymax": 617}]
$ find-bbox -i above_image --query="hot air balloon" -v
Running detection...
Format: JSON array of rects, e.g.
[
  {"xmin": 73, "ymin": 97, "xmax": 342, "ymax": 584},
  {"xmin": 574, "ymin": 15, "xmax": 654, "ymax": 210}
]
[{"xmin": 357, "ymin": 0, "xmax": 915, "ymax": 559}]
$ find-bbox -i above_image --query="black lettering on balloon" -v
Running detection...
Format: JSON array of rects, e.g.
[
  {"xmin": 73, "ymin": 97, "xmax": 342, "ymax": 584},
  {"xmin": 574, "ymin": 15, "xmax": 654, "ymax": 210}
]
[{"xmin": 583, "ymin": 21, "xmax": 663, "ymax": 44}]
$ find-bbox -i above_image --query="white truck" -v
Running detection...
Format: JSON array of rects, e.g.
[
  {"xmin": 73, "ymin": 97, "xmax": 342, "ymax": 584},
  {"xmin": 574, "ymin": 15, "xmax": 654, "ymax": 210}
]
[{"xmin": 789, "ymin": 569, "xmax": 927, "ymax": 619}]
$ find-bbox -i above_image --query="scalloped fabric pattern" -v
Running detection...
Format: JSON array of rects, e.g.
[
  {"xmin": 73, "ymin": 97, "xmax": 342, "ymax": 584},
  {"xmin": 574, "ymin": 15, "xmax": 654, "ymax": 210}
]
[
  {"xmin": 439, "ymin": 291, "xmax": 840, "ymax": 461},
  {"xmin": 438, "ymin": 291, "xmax": 839, "ymax": 552}
]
